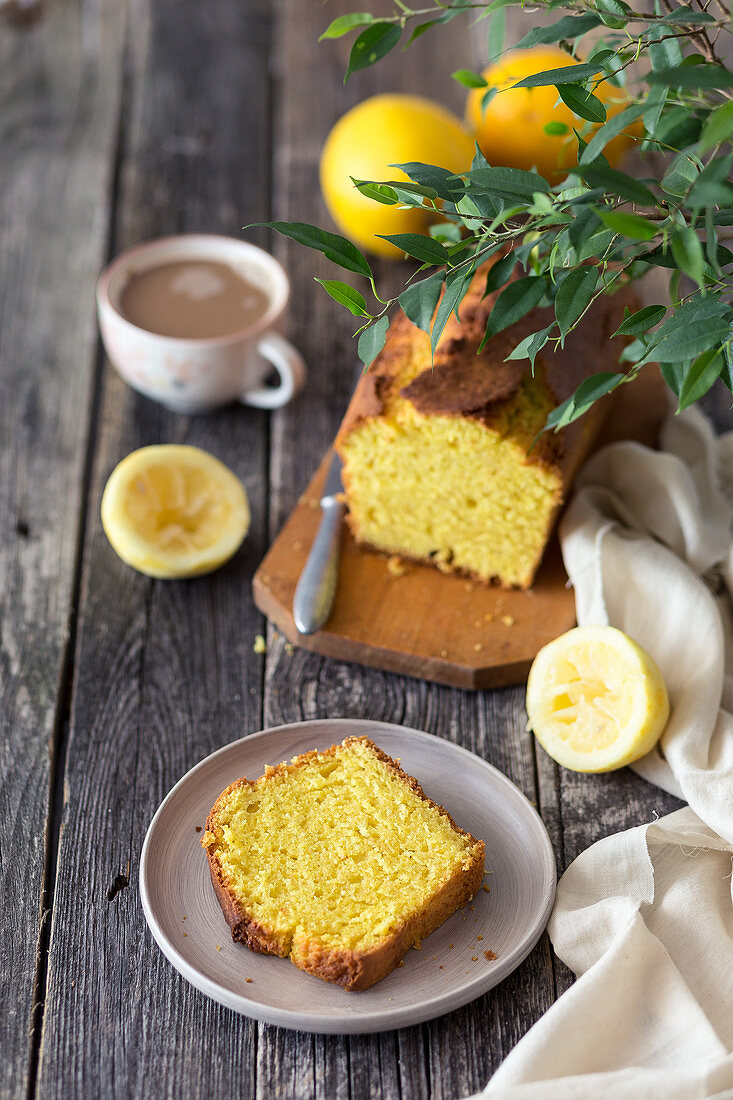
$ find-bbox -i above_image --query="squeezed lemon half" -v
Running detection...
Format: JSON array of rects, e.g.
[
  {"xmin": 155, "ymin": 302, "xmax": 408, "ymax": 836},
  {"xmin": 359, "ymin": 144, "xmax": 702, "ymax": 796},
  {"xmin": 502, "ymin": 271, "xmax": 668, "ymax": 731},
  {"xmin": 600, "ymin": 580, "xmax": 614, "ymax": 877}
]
[
  {"xmin": 526, "ymin": 626, "xmax": 670, "ymax": 773},
  {"xmin": 101, "ymin": 445, "xmax": 249, "ymax": 579}
]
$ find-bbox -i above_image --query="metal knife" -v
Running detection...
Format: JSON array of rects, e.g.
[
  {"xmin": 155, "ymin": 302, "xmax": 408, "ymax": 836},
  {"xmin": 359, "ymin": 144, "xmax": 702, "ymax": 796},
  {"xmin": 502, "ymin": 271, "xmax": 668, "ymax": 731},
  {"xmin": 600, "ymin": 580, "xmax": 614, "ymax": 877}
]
[{"xmin": 292, "ymin": 451, "xmax": 347, "ymax": 635}]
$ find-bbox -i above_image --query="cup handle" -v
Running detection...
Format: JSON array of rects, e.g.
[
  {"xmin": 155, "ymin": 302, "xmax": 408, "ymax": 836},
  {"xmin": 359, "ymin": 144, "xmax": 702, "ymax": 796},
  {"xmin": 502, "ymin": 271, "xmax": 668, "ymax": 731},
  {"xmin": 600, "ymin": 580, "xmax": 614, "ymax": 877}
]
[{"xmin": 242, "ymin": 333, "xmax": 307, "ymax": 409}]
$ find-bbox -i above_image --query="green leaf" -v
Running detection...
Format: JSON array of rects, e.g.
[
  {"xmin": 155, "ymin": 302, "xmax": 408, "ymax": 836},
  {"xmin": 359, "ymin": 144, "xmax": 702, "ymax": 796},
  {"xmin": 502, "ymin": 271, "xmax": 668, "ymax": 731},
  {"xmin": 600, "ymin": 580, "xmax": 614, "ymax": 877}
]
[
  {"xmin": 484, "ymin": 252, "xmax": 517, "ymax": 296},
  {"xmin": 452, "ymin": 69, "xmax": 488, "ymax": 88},
  {"xmin": 657, "ymin": 6, "xmax": 717, "ymax": 24},
  {"xmin": 577, "ymin": 229, "xmax": 618, "ymax": 262},
  {"xmin": 671, "ymin": 227, "xmax": 706, "ymax": 288},
  {"xmin": 646, "ymin": 65, "xmax": 733, "ymax": 90},
  {"xmin": 595, "ymin": 0, "xmax": 632, "ymax": 27},
  {"xmin": 555, "ymin": 266, "xmax": 598, "ymax": 338},
  {"xmin": 692, "ymin": 154, "xmax": 732, "ymax": 186},
  {"xmin": 457, "ymin": 191, "xmax": 505, "ymax": 221},
  {"xmin": 463, "ymin": 165, "xmax": 551, "ymax": 200},
  {"xmin": 479, "ymin": 276, "xmax": 548, "ymax": 349},
  {"xmin": 513, "ymin": 62, "xmax": 607, "ymax": 88},
  {"xmin": 345, "ymin": 22, "xmax": 401, "ymax": 81},
  {"xmin": 620, "ymin": 337, "xmax": 652, "ymax": 365},
  {"xmin": 643, "ymin": 84, "xmax": 668, "ymax": 138},
  {"xmin": 351, "ymin": 180, "xmax": 400, "ymax": 206},
  {"xmin": 320, "ymin": 12, "xmax": 375, "ymax": 40},
  {"xmin": 688, "ymin": 181, "xmax": 733, "ymax": 208},
  {"xmin": 677, "ymin": 348, "xmax": 725, "ymax": 411},
  {"xmin": 378, "ymin": 233, "xmax": 450, "ymax": 265},
  {"xmin": 568, "ymin": 206, "xmax": 601, "ymax": 249},
  {"xmin": 705, "ymin": 205, "xmax": 718, "ymax": 272},
  {"xmin": 580, "ymin": 104, "xmax": 644, "ymax": 164},
  {"xmin": 557, "ymin": 83, "xmax": 607, "ymax": 124},
  {"xmin": 649, "ymin": 22, "xmax": 683, "ymax": 70},
  {"xmin": 637, "ymin": 245, "xmax": 681, "ymax": 269},
  {"xmin": 687, "ymin": 157, "xmax": 733, "ymax": 207},
  {"xmin": 314, "ymin": 279, "xmax": 370, "ymax": 317},
  {"xmin": 357, "ymin": 315, "xmax": 390, "ymax": 368},
  {"xmin": 429, "ymin": 221, "xmax": 463, "ymax": 244},
  {"xmin": 392, "ymin": 161, "xmax": 466, "ymax": 201},
  {"xmin": 660, "ymin": 360, "xmax": 687, "ymax": 396},
  {"xmin": 352, "ymin": 178, "xmax": 439, "ymax": 206},
  {"xmin": 595, "ymin": 208, "xmax": 659, "ymax": 241},
  {"xmin": 652, "ymin": 106, "xmax": 702, "ymax": 150},
  {"xmin": 661, "ymin": 152, "xmax": 700, "ymax": 197},
  {"xmin": 404, "ymin": 11, "xmax": 458, "ymax": 47},
  {"xmin": 473, "ymin": 0, "xmax": 520, "ymax": 19},
  {"xmin": 699, "ymin": 101, "xmax": 733, "ymax": 153},
  {"xmin": 544, "ymin": 372, "xmax": 625, "ymax": 432},
  {"xmin": 431, "ymin": 269, "xmax": 471, "ymax": 356},
  {"xmin": 515, "ymin": 12, "xmax": 601, "ymax": 48},
  {"xmin": 651, "ymin": 299, "xmax": 732, "ymax": 362},
  {"xmin": 505, "ymin": 324, "xmax": 555, "ymax": 370},
  {"xmin": 254, "ymin": 221, "xmax": 372, "ymax": 279},
  {"xmin": 488, "ymin": 7, "xmax": 506, "ymax": 63},
  {"xmin": 544, "ymin": 121, "xmax": 569, "ymax": 136},
  {"xmin": 576, "ymin": 162, "xmax": 657, "ymax": 206},
  {"xmin": 398, "ymin": 271, "xmax": 444, "ymax": 334},
  {"xmin": 721, "ymin": 345, "xmax": 733, "ymax": 393},
  {"xmin": 614, "ymin": 304, "xmax": 666, "ymax": 336}
]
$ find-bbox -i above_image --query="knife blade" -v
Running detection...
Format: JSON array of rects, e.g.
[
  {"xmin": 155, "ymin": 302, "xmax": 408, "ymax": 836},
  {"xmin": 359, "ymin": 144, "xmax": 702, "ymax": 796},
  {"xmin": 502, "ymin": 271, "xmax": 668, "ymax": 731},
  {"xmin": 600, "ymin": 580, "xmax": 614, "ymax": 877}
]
[{"xmin": 292, "ymin": 451, "xmax": 347, "ymax": 635}]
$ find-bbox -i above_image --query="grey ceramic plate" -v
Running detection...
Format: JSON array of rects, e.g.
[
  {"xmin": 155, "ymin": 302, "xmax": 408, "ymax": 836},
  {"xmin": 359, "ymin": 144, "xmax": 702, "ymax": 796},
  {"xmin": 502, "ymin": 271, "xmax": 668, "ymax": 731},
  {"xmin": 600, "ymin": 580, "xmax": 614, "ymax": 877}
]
[{"xmin": 139, "ymin": 718, "xmax": 556, "ymax": 1034}]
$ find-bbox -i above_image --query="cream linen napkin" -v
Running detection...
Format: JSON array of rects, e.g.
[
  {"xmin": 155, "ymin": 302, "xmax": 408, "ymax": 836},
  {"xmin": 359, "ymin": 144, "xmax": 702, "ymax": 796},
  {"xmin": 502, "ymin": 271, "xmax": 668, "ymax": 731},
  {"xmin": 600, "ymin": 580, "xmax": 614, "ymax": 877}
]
[{"xmin": 468, "ymin": 406, "xmax": 733, "ymax": 1100}]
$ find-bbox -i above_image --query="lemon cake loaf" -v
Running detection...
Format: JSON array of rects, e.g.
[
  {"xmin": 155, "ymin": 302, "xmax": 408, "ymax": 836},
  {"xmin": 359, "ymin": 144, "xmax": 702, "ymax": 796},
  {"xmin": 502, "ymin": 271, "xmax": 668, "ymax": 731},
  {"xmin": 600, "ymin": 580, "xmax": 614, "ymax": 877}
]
[
  {"xmin": 335, "ymin": 266, "xmax": 634, "ymax": 588},
  {"xmin": 201, "ymin": 736, "xmax": 485, "ymax": 991}
]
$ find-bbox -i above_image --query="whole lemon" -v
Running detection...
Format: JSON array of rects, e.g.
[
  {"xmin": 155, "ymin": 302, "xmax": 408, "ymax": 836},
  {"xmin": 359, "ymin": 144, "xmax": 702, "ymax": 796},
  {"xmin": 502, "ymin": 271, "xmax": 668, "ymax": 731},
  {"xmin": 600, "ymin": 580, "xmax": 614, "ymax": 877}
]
[
  {"xmin": 466, "ymin": 47, "xmax": 638, "ymax": 184},
  {"xmin": 319, "ymin": 94, "xmax": 474, "ymax": 259}
]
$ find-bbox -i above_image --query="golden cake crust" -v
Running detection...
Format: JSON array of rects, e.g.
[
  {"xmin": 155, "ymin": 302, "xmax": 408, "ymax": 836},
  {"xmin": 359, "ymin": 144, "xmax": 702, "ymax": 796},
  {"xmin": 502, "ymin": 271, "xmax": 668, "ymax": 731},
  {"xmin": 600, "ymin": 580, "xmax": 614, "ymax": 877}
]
[
  {"xmin": 334, "ymin": 259, "xmax": 637, "ymax": 587},
  {"xmin": 202, "ymin": 737, "xmax": 485, "ymax": 992},
  {"xmin": 337, "ymin": 264, "xmax": 636, "ymax": 483}
]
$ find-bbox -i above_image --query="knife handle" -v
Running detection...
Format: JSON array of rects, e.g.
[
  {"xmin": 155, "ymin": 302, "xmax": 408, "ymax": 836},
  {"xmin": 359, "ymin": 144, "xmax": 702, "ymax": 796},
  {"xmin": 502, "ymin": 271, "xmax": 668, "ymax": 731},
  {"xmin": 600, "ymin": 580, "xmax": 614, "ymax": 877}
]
[{"xmin": 293, "ymin": 497, "xmax": 346, "ymax": 635}]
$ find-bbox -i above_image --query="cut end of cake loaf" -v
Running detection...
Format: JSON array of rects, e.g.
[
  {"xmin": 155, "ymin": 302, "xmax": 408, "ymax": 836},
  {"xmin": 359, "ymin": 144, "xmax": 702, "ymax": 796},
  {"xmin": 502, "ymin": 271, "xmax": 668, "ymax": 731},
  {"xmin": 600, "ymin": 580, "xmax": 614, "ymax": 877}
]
[
  {"xmin": 335, "ymin": 265, "xmax": 635, "ymax": 589},
  {"xmin": 201, "ymin": 736, "xmax": 485, "ymax": 991}
]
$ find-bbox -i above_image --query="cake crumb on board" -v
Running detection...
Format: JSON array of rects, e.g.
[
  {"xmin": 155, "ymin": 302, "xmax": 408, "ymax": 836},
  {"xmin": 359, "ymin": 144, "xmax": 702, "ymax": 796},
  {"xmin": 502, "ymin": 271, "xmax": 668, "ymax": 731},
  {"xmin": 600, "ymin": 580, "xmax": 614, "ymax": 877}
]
[
  {"xmin": 253, "ymin": 634, "xmax": 266, "ymax": 654},
  {"xmin": 387, "ymin": 555, "xmax": 408, "ymax": 577}
]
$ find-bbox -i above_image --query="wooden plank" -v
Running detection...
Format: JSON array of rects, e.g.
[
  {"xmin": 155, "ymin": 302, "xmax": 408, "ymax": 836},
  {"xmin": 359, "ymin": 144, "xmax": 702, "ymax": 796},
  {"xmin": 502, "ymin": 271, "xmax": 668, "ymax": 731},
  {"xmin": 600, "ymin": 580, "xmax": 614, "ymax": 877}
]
[
  {"xmin": 0, "ymin": 3, "xmax": 127, "ymax": 1096},
  {"xmin": 35, "ymin": 0, "xmax": 272, "ymax": 1096}
]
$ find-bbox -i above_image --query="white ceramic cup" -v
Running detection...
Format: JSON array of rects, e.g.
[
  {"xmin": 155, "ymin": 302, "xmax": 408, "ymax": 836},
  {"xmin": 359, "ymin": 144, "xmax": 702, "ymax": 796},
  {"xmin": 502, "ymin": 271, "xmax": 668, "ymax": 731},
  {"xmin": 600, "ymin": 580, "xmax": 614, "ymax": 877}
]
[{"xmin": 96, "ymin": 234, "xmax": 306, "ymax": 414}]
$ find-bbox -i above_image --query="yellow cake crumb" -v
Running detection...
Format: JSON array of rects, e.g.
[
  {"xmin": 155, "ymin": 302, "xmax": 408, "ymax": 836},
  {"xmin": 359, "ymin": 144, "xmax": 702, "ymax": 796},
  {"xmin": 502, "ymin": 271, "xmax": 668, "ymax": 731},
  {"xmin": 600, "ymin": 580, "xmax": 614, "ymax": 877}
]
[
  {"xmin": 387, "ymin": 555, "xmax": 408, "ymax": 577},
  {"xmin": 253, "ymin": 635, "xmax": 266, "ymax": 654}
]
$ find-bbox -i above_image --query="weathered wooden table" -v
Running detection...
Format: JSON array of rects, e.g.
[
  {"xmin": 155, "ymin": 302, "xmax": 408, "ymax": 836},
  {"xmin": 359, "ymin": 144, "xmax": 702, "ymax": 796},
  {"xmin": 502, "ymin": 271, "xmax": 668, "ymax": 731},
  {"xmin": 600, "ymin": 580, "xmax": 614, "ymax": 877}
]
[{"xmin": 4, "ymin": 1, "xmax": 723, "ymax": 1097}]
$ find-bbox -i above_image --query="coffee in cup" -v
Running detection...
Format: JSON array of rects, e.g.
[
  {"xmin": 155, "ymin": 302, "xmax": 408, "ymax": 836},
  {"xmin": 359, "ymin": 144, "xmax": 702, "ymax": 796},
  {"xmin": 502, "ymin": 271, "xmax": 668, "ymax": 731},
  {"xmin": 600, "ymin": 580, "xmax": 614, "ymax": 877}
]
[{"xmin": 97, "ymin": 235, "xmax": 306, "ymax": 414}]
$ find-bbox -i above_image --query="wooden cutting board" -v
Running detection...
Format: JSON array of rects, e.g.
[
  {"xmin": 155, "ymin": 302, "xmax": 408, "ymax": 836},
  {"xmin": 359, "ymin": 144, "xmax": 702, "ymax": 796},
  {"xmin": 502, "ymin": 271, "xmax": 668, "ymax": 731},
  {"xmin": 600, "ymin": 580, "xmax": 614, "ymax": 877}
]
[{"xmin": 253, "ymin": 369, "xmax": 667, "ymax": 690}]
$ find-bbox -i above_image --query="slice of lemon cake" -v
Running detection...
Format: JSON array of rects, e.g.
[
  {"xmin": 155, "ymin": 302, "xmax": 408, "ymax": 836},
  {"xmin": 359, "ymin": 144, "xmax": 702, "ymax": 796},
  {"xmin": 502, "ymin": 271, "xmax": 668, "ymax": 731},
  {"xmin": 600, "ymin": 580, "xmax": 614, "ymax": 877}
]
[
  {"xmin": 201, "ymin": 736, "xmax": 485, "ymax": 991},
  {"xmin": 335, "ymin": 266, "xmax": 634, "ymax": 588}
]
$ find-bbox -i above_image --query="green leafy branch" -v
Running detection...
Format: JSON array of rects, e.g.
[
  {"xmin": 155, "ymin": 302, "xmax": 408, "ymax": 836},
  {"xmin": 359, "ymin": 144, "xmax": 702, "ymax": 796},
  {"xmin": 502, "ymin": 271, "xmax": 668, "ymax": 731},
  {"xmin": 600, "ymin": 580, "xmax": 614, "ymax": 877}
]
[{"xmin": 260, "ymin": 0, "xmax": 733, "ymax": 431}]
